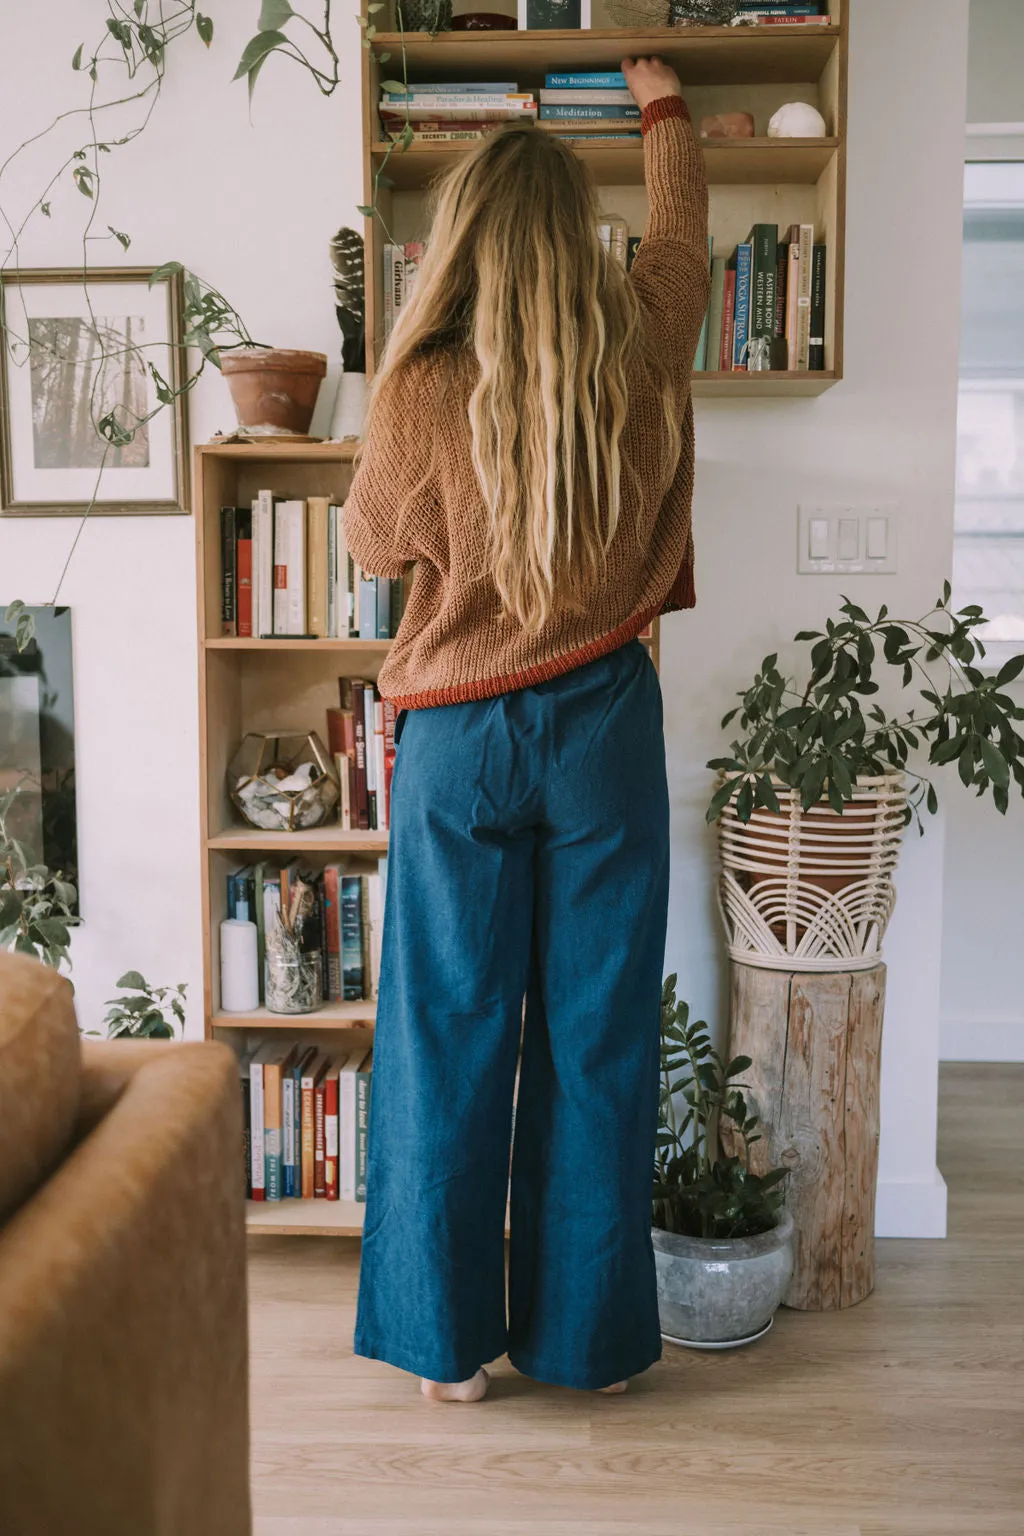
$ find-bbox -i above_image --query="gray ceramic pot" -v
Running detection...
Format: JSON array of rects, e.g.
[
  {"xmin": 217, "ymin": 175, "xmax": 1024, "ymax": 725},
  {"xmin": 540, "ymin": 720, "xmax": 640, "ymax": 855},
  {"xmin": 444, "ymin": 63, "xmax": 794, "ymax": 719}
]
[{"xmin": 653, "ymin": 1210, "xmax": 795, "ymax": 1347}]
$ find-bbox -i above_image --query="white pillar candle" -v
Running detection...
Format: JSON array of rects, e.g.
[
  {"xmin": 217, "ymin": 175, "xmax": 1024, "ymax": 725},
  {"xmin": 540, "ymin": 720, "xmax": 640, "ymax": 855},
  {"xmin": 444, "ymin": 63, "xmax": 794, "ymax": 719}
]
[{"xmin": 220, "ymin": 918, "xmax": 260, "ymax": 1013}]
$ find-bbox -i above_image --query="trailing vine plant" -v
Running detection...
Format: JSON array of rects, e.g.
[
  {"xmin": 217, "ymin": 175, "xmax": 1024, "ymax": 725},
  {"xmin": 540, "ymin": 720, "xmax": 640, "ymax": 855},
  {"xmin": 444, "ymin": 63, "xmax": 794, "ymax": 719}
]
[{"xmin": 0, "ymin": 2, "xmax": 261, "ymax": 650}]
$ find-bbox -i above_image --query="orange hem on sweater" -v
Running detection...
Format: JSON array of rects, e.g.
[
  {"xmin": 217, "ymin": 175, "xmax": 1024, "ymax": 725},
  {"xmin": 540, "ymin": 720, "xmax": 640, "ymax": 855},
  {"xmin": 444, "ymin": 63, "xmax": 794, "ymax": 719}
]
[{"xmin": 387, "ymin": 603, "xmax": 665, "ymax": 710}]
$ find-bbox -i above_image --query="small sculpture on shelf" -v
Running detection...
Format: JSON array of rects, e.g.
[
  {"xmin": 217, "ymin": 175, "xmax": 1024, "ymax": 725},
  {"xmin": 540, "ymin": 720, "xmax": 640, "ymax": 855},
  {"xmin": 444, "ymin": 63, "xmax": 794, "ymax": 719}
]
[
  {"xmin": 229, "ymin": 732, "xmax": 339, "ymax": 832},
  {"xmin": 700, "ymin": 111, "xmax": 755, "ymax": 139},
  {"xmin": 767, "ymin": 102, "xmax": 828, "ymax": 138}
]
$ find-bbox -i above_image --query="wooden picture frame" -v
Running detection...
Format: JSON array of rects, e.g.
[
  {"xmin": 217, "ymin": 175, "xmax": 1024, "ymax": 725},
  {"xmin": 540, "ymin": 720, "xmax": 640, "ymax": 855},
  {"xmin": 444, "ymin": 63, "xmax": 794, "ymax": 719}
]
[{"xmin": 0, "ymin": 265, "xmax": 190, "ymax": 516}]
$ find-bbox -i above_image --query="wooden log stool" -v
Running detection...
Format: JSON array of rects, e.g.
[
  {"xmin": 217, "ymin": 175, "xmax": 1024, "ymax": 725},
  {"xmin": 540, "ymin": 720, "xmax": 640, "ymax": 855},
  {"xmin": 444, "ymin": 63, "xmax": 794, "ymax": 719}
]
[{"xmin": 727, "ymin": 961, "xmax": 886, "ymax": 1310}]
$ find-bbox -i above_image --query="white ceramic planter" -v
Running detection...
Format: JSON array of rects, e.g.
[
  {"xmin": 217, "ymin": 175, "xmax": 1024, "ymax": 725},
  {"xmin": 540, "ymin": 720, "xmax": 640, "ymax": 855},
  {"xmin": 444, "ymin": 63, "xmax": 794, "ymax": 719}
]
[{"xmin": 653, "ymin": 1210, "xmax": 795, "ymax": 1347}]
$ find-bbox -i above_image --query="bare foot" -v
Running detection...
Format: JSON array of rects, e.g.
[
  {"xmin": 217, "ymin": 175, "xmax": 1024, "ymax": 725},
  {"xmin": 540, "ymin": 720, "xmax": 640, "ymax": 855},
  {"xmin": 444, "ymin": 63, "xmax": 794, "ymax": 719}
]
[
  {"xmin": 598, "ymin": 1381, "xmax": 628, "ymax": 1394},
  {"xmin": 421, "ymin": 1368, "xmax": 490, "ymax": 1403}
]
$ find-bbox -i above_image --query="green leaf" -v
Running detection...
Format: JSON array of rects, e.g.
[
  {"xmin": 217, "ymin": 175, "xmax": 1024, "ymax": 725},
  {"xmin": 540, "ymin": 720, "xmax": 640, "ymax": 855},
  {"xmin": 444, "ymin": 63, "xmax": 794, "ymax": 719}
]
[
  {"xmin": 996, "ymin": 654, "xmax": 1024, "ymax": 687},
  {"xmin": 379, "ymin": 79, "xmax": 410, "ymax": 94},
  {"xmin": 106, "ymin": 17, "xmax": 133, "ymax": 47},
  {"xmin": 196, "ymin": 11, "xmax": 214, "ymax": 46},
  {"xmin": 108, "ymin": 225, "xmax": 131, "ymax": 251},
  {"xmin": 232, "ymin": 29, "xmax": 289, "ymax": 94},
  {"xmin": 72, "ymin": 167, "xmax": 94, "ymax": 198},
  {"xmin": 355, "ymin": 204, "xmax": 374, "ymax": 218},
  {"xmin": 115, "ymin": 969, "xmax": 148, "ymax": 991},
  {"xmin": 149, "ymin": 261, "xmax": 183, "ymax": 285},
  {"xmin": 259, "ymin": 0, "xmax": 294, "ymax": 28},
  {"xmin": 400, "ymin": 121, "xmax": 415, "ymax": 151},
  {"xmin": 979, "ymin": 737, "xmax": 1010, "ymax": 789},
  {"xmin": 72, "ymin": 43, "xmax": 84, "ymax": 69}
]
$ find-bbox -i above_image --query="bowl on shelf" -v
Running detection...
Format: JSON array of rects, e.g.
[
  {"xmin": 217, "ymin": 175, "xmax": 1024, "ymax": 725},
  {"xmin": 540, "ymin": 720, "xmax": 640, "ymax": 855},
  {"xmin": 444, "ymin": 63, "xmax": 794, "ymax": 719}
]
[{"xmin": 229, "ymin": 732, "xmax": 339, "ymax": 832}]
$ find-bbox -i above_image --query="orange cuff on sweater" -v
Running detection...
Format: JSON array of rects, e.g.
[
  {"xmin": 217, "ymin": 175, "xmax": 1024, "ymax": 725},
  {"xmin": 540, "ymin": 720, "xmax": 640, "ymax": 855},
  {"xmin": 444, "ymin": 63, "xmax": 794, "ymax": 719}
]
[{"xmin": 640, "ymin": 95, "xmax": 690, "ymax": 134}]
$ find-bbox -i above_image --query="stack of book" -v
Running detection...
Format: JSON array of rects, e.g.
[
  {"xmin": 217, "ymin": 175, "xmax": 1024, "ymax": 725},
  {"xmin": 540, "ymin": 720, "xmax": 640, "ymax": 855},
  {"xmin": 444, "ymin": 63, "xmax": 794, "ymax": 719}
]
[
  {"xmin": 326, "ymin": 677, "xmax": 396, "ymax": 833},
  {"xmin": 379, "ymin": 81, "xmax": 537, "ymax": 143},
  {"xmin": 733, "ymin": 1, "xmax": 830, "ymax": 23},
  {"xmin": 704, "ymin": 223, "xmax": 826, "ymax": 373},
  {"xmin": 244, "ymin": 1043, "xmax": 373, "ymax": 1203},
  {"xmin": 220, "ymin": 495, "xmax": 407, "ymax": 640},
  {"xmin": 227, "ymin": 855, "xmax": 387, "ymax": 1005},
  {"xmin": 538, "ymin": 71, "xmax": 640, "ymax": 139}
]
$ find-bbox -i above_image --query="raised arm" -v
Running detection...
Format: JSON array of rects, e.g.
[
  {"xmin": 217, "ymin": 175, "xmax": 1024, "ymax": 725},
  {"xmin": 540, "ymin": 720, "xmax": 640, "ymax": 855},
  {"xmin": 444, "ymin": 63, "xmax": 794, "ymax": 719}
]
[{"xmin": 621, "ymin": 57, "xmax": 710, "ymax": 391}]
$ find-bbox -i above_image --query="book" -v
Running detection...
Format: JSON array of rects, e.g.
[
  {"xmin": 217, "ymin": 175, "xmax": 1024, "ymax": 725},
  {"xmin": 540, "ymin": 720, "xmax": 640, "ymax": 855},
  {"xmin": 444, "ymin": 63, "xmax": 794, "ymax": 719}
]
[
  {"xmin": 236, "ymin": 508, "xmax": 253, "ymax": 638},
  {"xmin": 598, "ymin": 214, "xmax": 629, "ymax": 267},
  {"xmin": 288, "ymin": 1047, "xmax": 315, "ymax": 1197},
  {"xmin": 341, "ymin": 875, "xmax": 364, "ymax": 1000},
  {"xmin": 220, "ymin": 506, "xmax": 236, "ymax": 636},
  {"xmin": 380, "ymin": 95, "xmax": 538, "ymax": 120},
  {"xmin": 383, "ymin": 244, "xmax": 404, "ymax": 344},
  {"xmin": 545, "ymin": 70, "xmax": 626, "ymax": 88},
  {"xmin": 278, "ymin": 1045, "xmax": 300, "ymax": 1199},
  {"xmin": 355, "ymin": 1050, "xmax": 373, "ymax": 1202},
  {"xmin": 263, "ymin": 1047, "xmax": 289, "ymax": 1201},
  {"xmin": 773, "ymin": 238, "xmax": 789, "ymax": 367},
  {"xmin": 538, "ymin": 104, "xmax": 639, "ymax": 120},
  {"xmin": 254, "ymin": 489, "xmax": 275, "ymax": 639},
  {"xmin": 351, "ymin": 679, "xmax": 369, "ymax": 830},
  {"xmin": 387, "ymin": 81, "xmax": 519, "ymax": 93},
  {"xmin": 324, "ymin": 1058, "xmax": 342, "ymax": 1201},
  {"xmin": 731, "ymin": 242, "xmax": 753, "ymax": 369},
  {"xmin": 706, "ymin": 256, "xmax": 727, "ymax": 375},
  {"xmin": 784, "ymin": 222, "xmax": 814, "ymax": 369},
  {"xmin": 403, "ymin": 241, "xmax": 424, "ymax": 305},
  {"xmin": 323, "ymin": 863, "xmax": 343, "ymax": 1000},
  {"xmin": 720, "ymin": 265, "xmax": 736, "ymax": 371},
  {"xmin": 809, "ymin": 244, "xmax": 827, "ymax": 370},
  {"xmin": 313, "ymin": 1060, "xmax": 329, "ymax": 1197},
  {"xmin": 363, "ymin": 685, "xmax": 377, "ymax": 829},
  {"xmin": 240, "ymin": 1052, "xmax": 252, "ymax": 1198},
  {"xmin": 306, "ymin": 496, "xmax": 330, "ymax": 639},
  {"xmin": 335, "ymin": 750, "xmax": 351, "ymax": 830},
  {"xmin": 367, "ymin": 866, "xmax": 385, "ymax": 999},
  {"xmin": 692, "ymin": 235, "xmax": 715, "ymax": 372},
  {"xmin": 626, "ymin": 235, "xmax": 641, "ymax": 271},
  {"xmin": 746, "ymin": 223, "xmax": 778, "ymax": 370},
  {"xmin": 249, "ymin": 1043, "xmax": 276, "ymax": 1201},
  {"xmin": 358, "ymin": 569, "xmax": 377, "ymax": 640},
  {"xmin": 382, "ymin": 699, "xmax": 397, "ymax": 829},
  {"xmin": 539, "ymin": 89, "xmax": 634, "ymax": 105},
  {"xmin": 300, "ymin": 1051, "xmax": 326, "ymax": 1199},
  {"xmin": 339, "ymin": 1049, "xmax": 369, "ymax": 1203}
]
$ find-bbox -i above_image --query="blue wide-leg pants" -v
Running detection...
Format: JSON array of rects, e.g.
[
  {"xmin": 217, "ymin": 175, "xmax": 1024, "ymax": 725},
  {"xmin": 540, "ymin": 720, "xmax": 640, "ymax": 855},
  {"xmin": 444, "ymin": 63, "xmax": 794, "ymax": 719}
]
[{"xmin": 353, "ymin": 640, "xmax": 669, "ymax": 1390}]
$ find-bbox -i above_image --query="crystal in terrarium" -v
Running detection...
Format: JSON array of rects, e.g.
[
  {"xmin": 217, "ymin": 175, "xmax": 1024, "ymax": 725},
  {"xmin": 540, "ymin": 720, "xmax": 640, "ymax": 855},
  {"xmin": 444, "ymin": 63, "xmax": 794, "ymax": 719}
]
[{"xmin": 229, "ymin": 731, "xmax": 339, "ymax": 832}]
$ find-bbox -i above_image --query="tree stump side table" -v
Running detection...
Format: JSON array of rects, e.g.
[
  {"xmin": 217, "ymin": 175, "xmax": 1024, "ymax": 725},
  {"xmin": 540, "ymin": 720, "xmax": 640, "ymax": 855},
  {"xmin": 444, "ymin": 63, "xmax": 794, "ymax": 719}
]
[{"xmin": 728, "ymin": 961, "xmax": 886, "ymax": 1311}]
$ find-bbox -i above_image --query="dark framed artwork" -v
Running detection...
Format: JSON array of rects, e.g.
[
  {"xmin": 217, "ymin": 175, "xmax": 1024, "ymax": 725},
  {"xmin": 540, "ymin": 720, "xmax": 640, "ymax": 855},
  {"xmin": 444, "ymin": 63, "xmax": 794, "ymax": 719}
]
[
  {"xmin": 0, "ymin": 266, "xmax": 190, "ymax": 515},
  {"xmin": 0, "ymin": 606, "xmax": 79, "ymax": 911}
]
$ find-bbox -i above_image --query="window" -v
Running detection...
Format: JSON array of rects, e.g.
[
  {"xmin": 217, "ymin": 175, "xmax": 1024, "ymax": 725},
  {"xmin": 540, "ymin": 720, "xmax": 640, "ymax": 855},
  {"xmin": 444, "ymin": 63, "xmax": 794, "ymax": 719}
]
[{"xmin": 955, "ymin": 160, "xmax": 1024, "ymax": 667}]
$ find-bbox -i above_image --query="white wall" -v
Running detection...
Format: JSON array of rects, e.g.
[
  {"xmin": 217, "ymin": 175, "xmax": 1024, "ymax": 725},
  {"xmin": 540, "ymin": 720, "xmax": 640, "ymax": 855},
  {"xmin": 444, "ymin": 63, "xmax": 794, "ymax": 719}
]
[
  {"xmin": 663, "ymin": 0, "xmax": 969, "ymax": 1237},
  {"xmin": 1, "ymin": 0, "xmax": 969, "ymax": 1235},
  {"xmin": 0, "ymin": 5, "xmax": 362, "ymax": 1032},
  {"xmin": 940, "ymin": 0, "xmax": 1024, "ymax": 1063}
]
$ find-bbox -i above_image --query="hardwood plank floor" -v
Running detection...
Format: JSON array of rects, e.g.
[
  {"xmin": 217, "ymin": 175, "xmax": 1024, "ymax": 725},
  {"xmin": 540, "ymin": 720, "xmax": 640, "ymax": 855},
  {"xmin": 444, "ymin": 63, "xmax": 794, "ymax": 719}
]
[{"xmin": 249, "ymin": 1064, "xmax": 1024, "ymax": 1536}]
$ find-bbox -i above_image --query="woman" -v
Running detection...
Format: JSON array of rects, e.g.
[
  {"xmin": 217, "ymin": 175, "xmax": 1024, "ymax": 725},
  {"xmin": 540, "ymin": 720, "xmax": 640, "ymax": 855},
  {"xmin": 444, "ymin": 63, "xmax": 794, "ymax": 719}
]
[{"xmin": 344, "ymin": 56, "xmax": 709, "ymax": 1401}]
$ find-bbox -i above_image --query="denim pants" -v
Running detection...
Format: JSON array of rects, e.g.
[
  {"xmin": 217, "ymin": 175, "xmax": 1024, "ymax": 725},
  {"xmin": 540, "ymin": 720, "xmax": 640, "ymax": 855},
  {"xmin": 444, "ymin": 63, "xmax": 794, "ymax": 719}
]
[{"xmin": 353, "ymin": 640, "xmax": 669, "ymax": 1390}]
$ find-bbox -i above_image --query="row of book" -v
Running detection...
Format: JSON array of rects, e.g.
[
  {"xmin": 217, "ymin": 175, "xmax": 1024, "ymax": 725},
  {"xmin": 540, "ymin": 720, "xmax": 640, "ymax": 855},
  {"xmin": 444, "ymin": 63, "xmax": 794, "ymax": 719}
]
[
  {"xmin": 700, "ymin": 222, "xmax": 826, "ymax": 373},
  {"xmin": 220, "ymin": 497, "xmax": 406, "ymax": 641},
  {"xmin": 227, "ymin": 857, "xmax": 387, "ymax": 1004},
  {"xmin": 327, "ymin": 677, "xmax": 395, "ymax": 832},
  {"xmin": 243, "ymin": 1042, "xmax": 372, "ymax": 1202}
]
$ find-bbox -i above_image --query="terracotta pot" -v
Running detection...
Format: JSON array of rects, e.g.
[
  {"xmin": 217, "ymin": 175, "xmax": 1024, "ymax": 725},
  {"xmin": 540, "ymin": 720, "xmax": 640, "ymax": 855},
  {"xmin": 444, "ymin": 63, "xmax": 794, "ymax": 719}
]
[{"xmin": 221, "ymin": 349, "xmax": 328, "ymax": 437}]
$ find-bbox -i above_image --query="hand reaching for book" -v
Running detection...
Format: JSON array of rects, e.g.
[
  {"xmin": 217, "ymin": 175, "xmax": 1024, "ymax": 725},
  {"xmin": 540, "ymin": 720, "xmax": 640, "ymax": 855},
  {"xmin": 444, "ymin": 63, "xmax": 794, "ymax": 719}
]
[{"xmin": 620, "ymin": 56, "xmax": 684, "ymax": 112}]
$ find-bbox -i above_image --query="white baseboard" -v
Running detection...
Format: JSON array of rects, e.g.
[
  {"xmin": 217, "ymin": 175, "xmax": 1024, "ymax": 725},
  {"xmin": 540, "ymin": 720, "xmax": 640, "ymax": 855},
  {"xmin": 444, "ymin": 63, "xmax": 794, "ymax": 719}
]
[
  {"xmin": 875, "ymin": 1168, "xmax": 947, "ymax": 1238},
  {"xmin": 940, "ymin": 1017, "xmax": 1024, "ymax": 1062}
]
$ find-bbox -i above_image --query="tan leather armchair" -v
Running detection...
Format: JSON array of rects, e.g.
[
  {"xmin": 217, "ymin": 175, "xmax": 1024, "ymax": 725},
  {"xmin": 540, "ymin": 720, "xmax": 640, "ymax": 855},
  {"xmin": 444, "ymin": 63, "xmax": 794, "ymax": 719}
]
[{"xmin": 0, "ymin": 952, "xmax": 251, "ymax": 1536}]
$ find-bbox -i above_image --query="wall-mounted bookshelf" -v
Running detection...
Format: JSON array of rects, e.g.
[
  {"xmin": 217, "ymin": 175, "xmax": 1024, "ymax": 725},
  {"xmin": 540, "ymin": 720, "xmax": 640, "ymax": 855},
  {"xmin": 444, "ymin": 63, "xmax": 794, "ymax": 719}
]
[{"xmin": 360, "ymin": 3, "xmax": 847, "ymax": 396}]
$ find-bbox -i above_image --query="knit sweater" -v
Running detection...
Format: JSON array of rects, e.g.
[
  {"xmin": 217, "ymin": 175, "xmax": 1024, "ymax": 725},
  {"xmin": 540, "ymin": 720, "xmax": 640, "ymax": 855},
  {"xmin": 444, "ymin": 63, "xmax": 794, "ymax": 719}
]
[{"xmin": 344, "ymin": 96, "xmax": 710, "ymax": 710}]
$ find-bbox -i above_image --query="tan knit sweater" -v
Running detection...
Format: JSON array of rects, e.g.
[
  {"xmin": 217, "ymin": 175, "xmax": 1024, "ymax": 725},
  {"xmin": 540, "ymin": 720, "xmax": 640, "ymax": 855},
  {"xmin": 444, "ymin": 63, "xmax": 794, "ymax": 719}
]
[{"xmin": 344, "ymin": 97, "xmax": 710, "ymax": 709}]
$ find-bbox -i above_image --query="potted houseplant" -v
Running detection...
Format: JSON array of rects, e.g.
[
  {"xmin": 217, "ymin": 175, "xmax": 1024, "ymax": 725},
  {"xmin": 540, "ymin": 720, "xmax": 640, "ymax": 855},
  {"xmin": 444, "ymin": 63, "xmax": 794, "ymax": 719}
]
[
  {"xmin": 95, "ymin": 972, "xmax": 187, "ymax": 1039},
  {"xmin": 0, "ymin": 784, "xmax": 79, "ymax": 979},
  {"xmin": 652, "ymin": 975, "xmax": 792, "ymax": 1348},
  {"xmin": 707, "ymin": 587, "xmax": 1024, "ymax": 970}
]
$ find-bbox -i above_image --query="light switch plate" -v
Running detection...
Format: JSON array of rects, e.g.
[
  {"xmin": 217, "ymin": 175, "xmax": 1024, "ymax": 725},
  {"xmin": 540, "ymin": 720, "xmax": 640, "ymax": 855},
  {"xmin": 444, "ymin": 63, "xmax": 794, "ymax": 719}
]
[{"xmin": 798, "ymin": 504, "xmax": 898, "ymax": 575}]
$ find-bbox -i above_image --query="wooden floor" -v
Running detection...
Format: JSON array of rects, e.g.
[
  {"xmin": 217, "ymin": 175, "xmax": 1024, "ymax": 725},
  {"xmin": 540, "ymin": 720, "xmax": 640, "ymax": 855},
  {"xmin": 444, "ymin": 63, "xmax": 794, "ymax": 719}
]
[{"xmin": 248, "ymin": 1065, "xmax": 1024, "ymax": 1536}]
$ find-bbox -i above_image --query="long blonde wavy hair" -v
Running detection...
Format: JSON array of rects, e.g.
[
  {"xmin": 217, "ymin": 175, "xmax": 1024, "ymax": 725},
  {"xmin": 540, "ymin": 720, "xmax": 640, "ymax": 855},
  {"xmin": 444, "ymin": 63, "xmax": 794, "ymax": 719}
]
[{"xmin": 367, "ymin": 125, "xmax": 680, "ymax": 631}]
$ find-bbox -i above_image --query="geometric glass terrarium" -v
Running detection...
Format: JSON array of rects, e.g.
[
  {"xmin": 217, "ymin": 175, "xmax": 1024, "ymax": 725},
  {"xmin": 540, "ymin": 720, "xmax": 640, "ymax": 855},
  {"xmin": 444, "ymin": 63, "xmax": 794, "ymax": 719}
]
[{"xmin": 228, "ymin": 731, "xmax": 339, "ymax": 832}]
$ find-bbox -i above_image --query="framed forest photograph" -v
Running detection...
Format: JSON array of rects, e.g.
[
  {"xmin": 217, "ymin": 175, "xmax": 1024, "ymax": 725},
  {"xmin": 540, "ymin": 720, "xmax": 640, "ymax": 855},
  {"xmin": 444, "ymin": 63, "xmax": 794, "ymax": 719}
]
[{"xmin": 0, "ymin": 266, "xmax": 189, "ymax": 515}]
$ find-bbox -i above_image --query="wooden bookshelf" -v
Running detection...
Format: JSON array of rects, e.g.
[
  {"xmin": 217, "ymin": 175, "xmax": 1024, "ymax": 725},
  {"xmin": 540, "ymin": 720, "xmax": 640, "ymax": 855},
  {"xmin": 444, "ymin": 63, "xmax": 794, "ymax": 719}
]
[
  {"xmin": 361, "ymin": 3, "xmax": 847, "ymax": 392},
  {"xmin": 198, "ymin": 7, "xmax": 848, "ymax": 1239},
  {"xmin": 195, "ymin": 441, "xmax": 387, "ymax": 1237}
]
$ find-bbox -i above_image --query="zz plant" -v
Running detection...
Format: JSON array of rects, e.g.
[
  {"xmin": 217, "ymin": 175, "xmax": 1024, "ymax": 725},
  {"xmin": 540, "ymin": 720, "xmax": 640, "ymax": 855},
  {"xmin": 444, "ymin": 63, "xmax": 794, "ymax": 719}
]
[
  {"xmin": 707, "ymin": 585, "xmax": 1024, "ymax": 828},
  {"xmin": 653, "ymin": 975, "xmax": 787, "ymax": 1242}
]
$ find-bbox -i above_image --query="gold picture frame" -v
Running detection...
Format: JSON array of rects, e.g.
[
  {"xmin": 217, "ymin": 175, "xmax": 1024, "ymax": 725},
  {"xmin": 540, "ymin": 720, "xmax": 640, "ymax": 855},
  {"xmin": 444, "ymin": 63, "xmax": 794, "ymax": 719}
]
[{"xmin": 0, "ymin": 265, "xmax": 190, "ymax": 515}]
